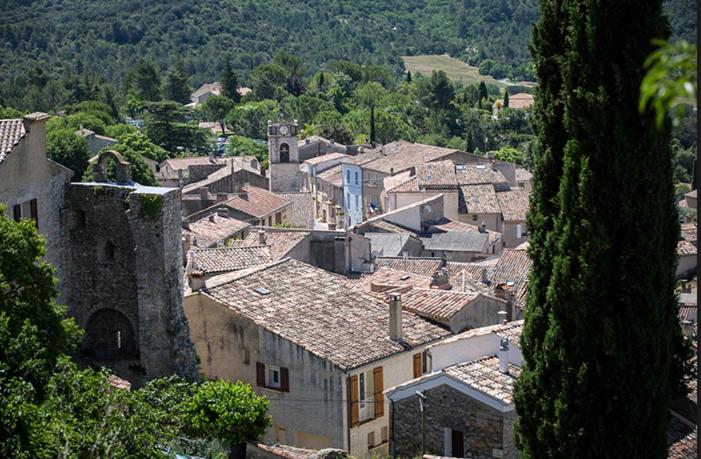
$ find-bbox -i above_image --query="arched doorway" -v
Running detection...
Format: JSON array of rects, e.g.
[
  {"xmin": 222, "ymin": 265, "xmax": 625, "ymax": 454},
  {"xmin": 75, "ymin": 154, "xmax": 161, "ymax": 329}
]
[
  {"xmin": 279, "ymin": 143, "xmax": 290, "ymax": 163},
  {"xmin": 83, "ymin": 308, "xmax": 138, "ymax": 359}
]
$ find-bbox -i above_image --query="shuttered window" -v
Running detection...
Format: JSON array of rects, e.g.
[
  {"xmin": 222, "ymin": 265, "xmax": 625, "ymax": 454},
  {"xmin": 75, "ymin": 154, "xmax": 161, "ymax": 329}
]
[
  {"xmin": 256, "ymin": 362, "xmax": 289, "ymax": 392},
  {"xmin": 256, "ymin": 362, "xmax": 265, "ymax": 387},
  {"xmin": 280, "ymin": 367, "xmax": 289, "ymax": 392},
  {"xmin": 12, "ymin": 204, "xmax": 21, "ymax": 221},
  {"xmin": 373, "ymin": 366, "xmax": 383, "ymax": 418},
  {"xmin": 413, "ymin": 353, "xmax": 422, "ymax": 378},
  {"xmin": 349, "ymin": 375, "xmax": 359, "ymax": 427}
]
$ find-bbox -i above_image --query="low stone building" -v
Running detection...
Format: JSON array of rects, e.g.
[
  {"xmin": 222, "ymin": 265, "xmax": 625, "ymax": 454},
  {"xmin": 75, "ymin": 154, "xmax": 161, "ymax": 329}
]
[
  {"xmin": 75, "ymin": 127, "xmax": 117, "ymax": 154},
  {"xmin": 184, "ymin": 259, "xmax": 451, "ymax": 456},
  {"xmin": 496, "ymin": 188, "xmax": 530, "ymax": 248},
  {"xmin": 183, "ymin": 212, "xmax": 251, "ymax": 249},
  {"xmin": 212, "ymin": 185, "xmax": 293, "ymax": 226},
  {"xmin": 386, "ymin": 321, "xmax": 524, "ymax": 459}
]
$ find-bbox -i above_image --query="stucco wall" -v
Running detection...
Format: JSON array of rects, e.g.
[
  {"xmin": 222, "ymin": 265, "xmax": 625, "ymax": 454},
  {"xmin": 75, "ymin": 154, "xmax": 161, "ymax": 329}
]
[
  {"xmin": 270, "ymin": 162, "xmax": 301, "ymax": 193},
  {"xmin": 501, "ymin": 221, "xmax": 529, "ymax": 249},
  {"xmin": 459, "ymin": 212, "xmax": 500, "ymax": 233},
  {"xmin": 448, "ymin": 295, "xmax": 510, "ymax": 333},
  {"xmin": 394, "ymin": 191, "xmax": 459, "ymax": 220}
]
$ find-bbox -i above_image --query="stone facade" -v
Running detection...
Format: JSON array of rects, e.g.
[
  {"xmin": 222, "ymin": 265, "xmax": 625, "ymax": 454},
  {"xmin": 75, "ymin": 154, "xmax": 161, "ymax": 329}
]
[
  {"xmin": 392, "ymin": 384, "xmax": 514, "ymax": 459},
  {"xmin": 62, "ymin": 181, "xmax": 198, "ymax": 386},
  {"xmin": 268, "ymin": 121, "xmax": 301, "ymax": 192}
]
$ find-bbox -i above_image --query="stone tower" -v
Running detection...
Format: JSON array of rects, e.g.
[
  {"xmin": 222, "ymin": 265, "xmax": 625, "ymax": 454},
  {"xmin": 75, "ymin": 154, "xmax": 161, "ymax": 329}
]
[
  {"xmin": 61, "ymin": 152, "xmax": 199, "ymax": 386},
  {"xmin": 268, "ymin": 119, "xmax": 300, "ymax": 192}
]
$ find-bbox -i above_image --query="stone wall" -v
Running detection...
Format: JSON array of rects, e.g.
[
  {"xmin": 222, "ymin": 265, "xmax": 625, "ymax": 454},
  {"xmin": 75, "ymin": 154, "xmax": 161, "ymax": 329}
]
[
  {"xmin": 392, "ymin": 384, "xmax": 507, "ymax": 459},
  {"xmin": 270, "ymin": 162, "xmax": 301, "ymax": 192},
  {"xmin": 62, "ymin": 182, "xmax": 198, "ymax": 385}
]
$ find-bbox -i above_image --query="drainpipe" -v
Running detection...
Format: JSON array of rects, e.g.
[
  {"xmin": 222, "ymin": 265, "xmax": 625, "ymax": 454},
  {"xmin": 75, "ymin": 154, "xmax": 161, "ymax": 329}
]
[
  {"xmin": 390, "ymin": 399, "xmax": 396, "ymax": 458},
  {"xmin": 417, "ymin": 390, "xmax": 426, "ymax": 455}
]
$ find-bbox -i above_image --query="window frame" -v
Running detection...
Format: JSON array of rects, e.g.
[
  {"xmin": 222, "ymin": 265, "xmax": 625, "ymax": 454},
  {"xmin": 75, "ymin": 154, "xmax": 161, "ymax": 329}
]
[{"xmin": 267, "ymin": 365, "xmax": 281, "ymax": 389}]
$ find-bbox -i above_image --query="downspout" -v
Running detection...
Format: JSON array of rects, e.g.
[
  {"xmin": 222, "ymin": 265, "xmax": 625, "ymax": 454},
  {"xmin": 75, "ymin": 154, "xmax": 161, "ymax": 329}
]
[{"xmin": 390, "ymin": 399, "xmax": 396, "ymax": 458}]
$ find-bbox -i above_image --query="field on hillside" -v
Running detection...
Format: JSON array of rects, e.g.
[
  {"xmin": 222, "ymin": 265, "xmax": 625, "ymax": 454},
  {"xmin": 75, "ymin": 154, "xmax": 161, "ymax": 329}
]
[{"xmin": 402, "ymin": 55, "xmax": 536, "ymax": 88}]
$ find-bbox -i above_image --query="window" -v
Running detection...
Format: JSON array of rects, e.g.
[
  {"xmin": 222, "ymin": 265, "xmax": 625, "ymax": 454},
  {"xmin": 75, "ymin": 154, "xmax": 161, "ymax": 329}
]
[
  {"xmin": 12, "ymin": 198, "xmax": 38, "ymax": 227},
  {"xmin": 256, "ymin": 362, "xmax": 289, "ymax": 391},
  {"xmin": 349, "ymin": 366, "xmax": 383, "ymax": 427},
  {"xmin": 422, "ymin": 350, "xmax": 432, "ymax": 374},
  {"xmin": 346, "ymin": 193, "xmax": 350, "ymax": 209},
  {"xmin": 354, "ymin": 171, "xmax": 359, "ymax": 185},
  {"xmin": 358, "ymin": 370, "xmax": 375, "ymax": 421},
  {"xmin": 268, "ymin": 216, "xmax": 273, "ymax": 226},
  {"xmin": 355, "ymin": 195, "xmax": 359, "ymax": 212},
  {"xmin": 516, "ymin": 224, "xmax": 522, "ymax": 239},
  {"xmin": 98, "ymin": 241, "xmax": 115, "ymax": 263},
  {"xmin": 346, "ymin": 169, "xmax": 351, "ymax": 184},
  {"xmin": 444, "ymin": 429, "xmax": 464, "ymax": 457},
  {"xmin": 472, "ymin": 214, "xmax": 478, "ymax": 221},
  {"xmin": 280, "ymin": 143, "xmax": 290, "ymax": 163},
  {"xmin": 380, "ymin": 426, "xmax": 388, "ymax": 443},
  {"xmin": 367, "ymin": 431, "xmax": 376, "ymax": 449},
  {"xmin": 414, "ymin": 351, "xmax": 432, "ymax": 378},
  {"xmin": 275, "ymin": 212, "xmax": 282, "ymax": 225}
]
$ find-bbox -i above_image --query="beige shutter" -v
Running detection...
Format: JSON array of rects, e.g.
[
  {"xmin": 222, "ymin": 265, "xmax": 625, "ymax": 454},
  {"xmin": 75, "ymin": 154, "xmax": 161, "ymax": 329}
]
[
  {"xmin": 373, "ymin": 366, "xmax": 384, "ymax": 418},
  {"xmin": 349, "ymin": 375, "xmax": 359, "ymax": 426},
  {"xmin": 256, "ymin": 362, "xmax": 265, "ymax": 387}
]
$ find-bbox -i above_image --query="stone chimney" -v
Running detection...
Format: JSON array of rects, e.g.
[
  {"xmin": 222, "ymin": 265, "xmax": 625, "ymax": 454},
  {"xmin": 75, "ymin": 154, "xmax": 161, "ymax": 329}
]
[
  {"xmin": 499, "ymin": 337, "xmax": 510, "ymax": 374},
  {"xmin": 258, "ymin": 229, "xmax": 266, "ymax": 245},
  {"xmin": 208, "ymin": 214, "xmax": 216, "ymax": 223},
  {"xmin": 481, "ymin": 268, "xmax": 490, "ymax": 286},
  {"xmin": 188, "ymin": 270, "xmax": 207, "ymax": 292},
  {"xmin": 429, "ymin": 268, "xmax": 451, "ymax": 290},
  {"xmin": 389, "ymin": 293, "xmax": 403, "ymax": 341},
  {"xmin": 216, "ymin": 207, "xmax": 229, "ymax": 218},
  {"xmin": 479, "ymin": 222, "xmax": 487, "ymax": 233},
  {"xmin": 494, "ymin": 283, "xmax": 515, "ymax": 320},
  {"xmin": 199, "ymin": 187, "xmax": 209, "ymax": 201},
  {"xmin": 216, "ymin": 192, "xmax": 228, "ymax": 202}
]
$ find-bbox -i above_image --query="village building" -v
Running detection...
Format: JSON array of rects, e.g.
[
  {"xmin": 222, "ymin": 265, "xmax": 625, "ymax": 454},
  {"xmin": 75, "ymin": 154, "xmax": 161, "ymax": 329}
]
[
  {"xmin": 515, "ymin": 167, "xmax": 533, "ymax": 193},
  {"xmin": 206, "ymin": 185, "xmax": 293, "ymax": 226},
  {"xmin": 386, "ymin": 321, "xmax": 524, "ymax": 459},
  {"xmin": 496, "ymin": 188, "xmax": 530, "ymax": 248},
  {"xmin": 182, "ymin": 212, "xmax": 250, "ymax": 249},
  {"xmin": 183, "ymin": 258, "xmax": 451, "ymax": 456},
  {"xmin": 187, "ymin": 245, "xmax": 272, "ymax": 279},
  {"xmin": 75, "ymin": 127, "xmax": 117, "ymax": 154},
  {"xmin": 274, "ymin": 192, "xmax": 315, "ymax": 228},
  {"xmin": 188, "ymin": 82, "xmax": 252, "ymax": 107}
]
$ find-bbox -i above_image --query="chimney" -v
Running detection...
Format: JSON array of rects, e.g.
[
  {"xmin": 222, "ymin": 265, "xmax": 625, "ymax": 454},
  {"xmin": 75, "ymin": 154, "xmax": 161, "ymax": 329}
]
[
  {"xmin": 305, "ymin": 138, "xmax": 311, "ymax": 144},
  {"xmin": 389, "ymin": 293, "xmax": 403, "ymax": 341},
  {"xmin": 216, "ymin": 192, "xmax": 228, "ymax": 202},
  {"xmin": 239, "ymin": 190, "xmax": 248, "ymax": 200},
  {"xmin": 188, "ymin": 270, "xmax": 207, "ymax": 292},
  {"xmin": 479, "ymin": 222, "xmax": 487, "ymax": 233},
  {"xmin": 216, "ymin": 207, "xmax": 229, "ymax": 218},
  {"xmin": 481, "ymin": 268, "xmax": 490, "ymax": 285},
  {"xmin": 258, "ymin": 229, "xmax": 266, "ymax": 245},
  {"xmin": 499, "ymin": 337, "xmax": 510, "ymax": 374},
  {"xmin": 208, "ymin": 214, "xmax": 216, "ymax": 223},
  {"xmin": 199, "ymin": 187, "xmax": 209, "ymax": 201},
  {"xmin": 429, "ymin": 268, "xmax": 451, "ymax": 290},
  {"xmin": 390, "ymin": 167, "xmax": 394, "ymax": 176}
]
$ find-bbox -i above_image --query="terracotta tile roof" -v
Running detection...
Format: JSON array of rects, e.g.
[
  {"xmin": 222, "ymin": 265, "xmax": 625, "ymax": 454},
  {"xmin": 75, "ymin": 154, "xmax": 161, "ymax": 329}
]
[
  {"xmin": 363, "ymin": 141, "xmax": 460, "ymax": 175},
  {"xmin": 206, "ymin": 259, "xmax": 450, "ymax": 370},
  {"xmin": 677, "ymin": 240, "xmax": 697, "ymax": 256},
  {"xmin": 417, "ymin": 161, "xmax": 458, "ymax": 188},
  {"xmin": 445, "ymin": 260, "xmax": 496, "ymax": 283},
  {"xmin": 461, "ymin": 184, "xmax": 501, "ymax": 214},
  {"xmin": 384, "ymin": 170, "xmax": 414, "ymax": 192},
  {"xmin": 438, "ymin": 320, "xmax": 524, "ymax": 348},
  {"xmin": 353, "ymin": 267, "xmax": 433, "ymax": 294},
  {"xmin": 107, "ymin": 374, "xmax": 132, "ymax": 390},
  {"xmin": 507, "ymin": 93, "xmax": 535, "ymax": 110},
  {"xmin": 490, "ymin": 248, "xmax": 532, "ymax": 311},
  {"xmin": 190, "ymin": 246, "xmax": 272, "ymax": 275},
  {"xmin": 390, "ymin": 176, "xmax": 419, "ymax": 192},
  {"xmin": 192, "ymin": 82, "xmax": 222, "ymax": 98},
  {"xmin": 667, "ymin": 415, "xmax": 697, "ymax": 459},
  {"xmin": 515, "ymin": 167, "xmax": 533, "ymax": 182},
  {"xmin": 184, "ymin": 214, "xmax": 250, "ymax": 248},
  {"xmin": 303, "ymin": 152, "xmax": 349, "ymax": 165},
  {"xmin": 496, "ymin": 188, "xmax": 529, "ymax": 222},
  {"xmin": 681, "ymin": 222, "xmax": 697, "ymax": 245},
  {"xmin": 444, "ymin": 356, "xmax": 521, "ymax": 405},
  {"xmin": 365, "ymin": 220, "xmax": 412, "ymax": 234},
  {"xmin": 233, "ymin": 228, "xmax": 309, "ymax": 260},
  {"xmin": 684, "ymin": 189, "xmax": 696, "ymax": 199},
  {"xmin": 493, "ymin": 322, "xmax": 525, "ymax": 347},
  {"xmin": 375, "ymin": 257, "xmax": 444, "ymax": 276},
  {"xmin": 316, "ymin": 163, "xmax": 344, "ymax": 187},
  {"xmin": 275, "ymin": 192, "xmax": 315, "ymax": 228},
  {"xmin": 420, "ymin": 231, "xmax": 489, "ymax": 253},
  {"xmin": 400, "ymin": 288, "xmax": 483, "ymax": 322},
  {"xmin": 222, "ymin": 185, "xmax": 291, "ymax": 220},
  {"xmin": 0, "ymin": 119, "xmax": 26, "ymax": 163},
  {"xmin": 455, "ymin": 163, "xmax": 509, "ymax": 186}
]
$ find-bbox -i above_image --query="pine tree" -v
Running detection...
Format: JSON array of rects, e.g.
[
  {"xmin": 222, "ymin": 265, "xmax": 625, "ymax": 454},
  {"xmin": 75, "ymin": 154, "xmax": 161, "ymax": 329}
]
[
  {"xmin": 503, "ymin": 90, "xmax": 509, "ymax": 108},
  {"xmin": 163, "ymin": 59, "xmax": 192, "ymax": 104},
  {"xmin": 369, "ymin": 105, "xmax": 376, "ymax": 145},
  {"xmin": 406, "ymin": 70, "xmax": 412, "ymax": 83},
  {"xmin": 221, "ymin": 60, "xmax": 241, "ymax": 103},
  {"xmin": 126, "ymin": 59, "xmax": 161, "ymax": 102},
  {"xmin": 514, "ymin": 1, "xmax": 682, "ymax": 458}
]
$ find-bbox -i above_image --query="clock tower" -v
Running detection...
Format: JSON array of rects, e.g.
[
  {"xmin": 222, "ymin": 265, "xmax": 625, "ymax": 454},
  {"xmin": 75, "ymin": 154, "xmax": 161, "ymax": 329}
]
[{"xmin": 267, "ymin": 120, "xmax": 300, "ymax": 192}]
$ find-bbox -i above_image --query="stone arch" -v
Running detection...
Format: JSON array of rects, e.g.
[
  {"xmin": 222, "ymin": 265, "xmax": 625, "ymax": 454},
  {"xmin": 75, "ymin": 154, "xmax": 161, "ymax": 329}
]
[
  {"xmin": 279, "ymin": 143, "xmax": 290, "ymax": 163},
  {"xmin": 83, "ymin": 308, "xmax": 138, "ymax": 359},
  {"xmin": 92, "ymin": 150, "xmax": 132, "ymax": 183}
]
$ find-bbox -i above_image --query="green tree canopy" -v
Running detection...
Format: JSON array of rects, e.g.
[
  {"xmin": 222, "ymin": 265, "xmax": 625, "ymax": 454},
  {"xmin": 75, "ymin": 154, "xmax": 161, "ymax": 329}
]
[
  {"xmin": 221, "ymin": 59, "xmax": 241, "ymax": 103},
  {"xmin": 126, "ymin": 59, "xmax": 161, "ymax": 102},
  {"xmin": 202, "ymin": 95, "xmax": 235, "ymax": 136},
  {"xmin": 163, "ymin": 59, "xmax": 192, "ymax": 104},
  {"xmin": 46, "ymin": 128, "xmax": 91, "ymax": 181}
]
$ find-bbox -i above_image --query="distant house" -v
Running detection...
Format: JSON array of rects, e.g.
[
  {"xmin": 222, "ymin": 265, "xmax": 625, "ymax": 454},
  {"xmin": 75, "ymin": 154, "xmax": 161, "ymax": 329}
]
[
  {"xmin": 189, "ymin": 82, "xmax": 252, "ymax": 107},
  {"xmin": 496, "ymin": 188, "xmax": 530, "ymax": 248},
  {"xmin": 183, "ymin": 212, "xmax": 250, "ymax": 249},
  {"xmin": 684, "ymin": 189, "xmax": 697, "ymax": 208},
  {"xmin": 75, "ymin": 127, "xmax": 117, "ymax": 154},
  {"xmin": 184, "ymin": 258, "xmax": 450, "ymax": 456}
]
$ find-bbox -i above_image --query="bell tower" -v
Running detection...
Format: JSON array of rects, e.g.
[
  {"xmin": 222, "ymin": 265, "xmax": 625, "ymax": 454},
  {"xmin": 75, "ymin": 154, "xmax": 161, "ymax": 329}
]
[{"xmin": 267, "ymin": 120, "xmax": 300, "ymax": 192}]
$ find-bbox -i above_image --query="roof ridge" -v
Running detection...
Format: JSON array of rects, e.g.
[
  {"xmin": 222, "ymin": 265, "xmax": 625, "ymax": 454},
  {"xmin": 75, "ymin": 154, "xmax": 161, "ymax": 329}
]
[
  {"xmin": 206, "ymin": 258, "xmax": 292, "ymax": 289},
  {"xmin": 196, "ymin": 244, "xmax": 270, "ymax": 252}
]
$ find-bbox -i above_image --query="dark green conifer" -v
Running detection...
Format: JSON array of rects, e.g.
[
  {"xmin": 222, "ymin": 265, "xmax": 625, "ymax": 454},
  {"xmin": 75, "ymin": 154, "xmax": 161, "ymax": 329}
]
[
  {"xmin": 221, "ymin": 60, "xmax": 241, "ymax": 103},
  {"xmin": 503, "ymin": 90, "xmax": 509, "ymax": 108},
  {"xmin": 514, "ymin": 1, "xmax": 682, "ymax": 458},
  {"xmin": 406, "ymin": 70, "xmax": 412, "ymax": 83},
  {"xmin": 369, "ymin": 105, "xmax": 376, "ymax": 145}
]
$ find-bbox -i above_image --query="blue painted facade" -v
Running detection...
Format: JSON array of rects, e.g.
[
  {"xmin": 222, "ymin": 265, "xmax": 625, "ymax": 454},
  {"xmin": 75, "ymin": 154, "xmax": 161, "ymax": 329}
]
[{"xmin": 342, "ymin": 162, "xmax": 363, "ymax": 227}]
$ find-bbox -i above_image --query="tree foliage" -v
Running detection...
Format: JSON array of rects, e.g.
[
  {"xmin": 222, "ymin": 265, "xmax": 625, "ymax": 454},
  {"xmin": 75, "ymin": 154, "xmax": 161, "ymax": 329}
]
[
  {"xmin": 46, "ymin": 128, "xmax": 91, "ymax": 181},
  {"xmin": 163, "ymin": 59, "xmax": 192, "ymax": 104}
]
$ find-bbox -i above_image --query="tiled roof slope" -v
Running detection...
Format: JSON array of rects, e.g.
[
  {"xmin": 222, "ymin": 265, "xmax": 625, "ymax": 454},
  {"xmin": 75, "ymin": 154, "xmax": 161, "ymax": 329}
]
[
  {"xmin": 191, "ymin": 246, "xmax": 272, "ymax": 274},
  {"xmin": 352, "ymin": 267, "xmax": 433, "ymax": 293},
  {"xmin": 445, "ymin": 260, "xmax": 496, "ymax": 283},
  {"xmin": 275, "ymin": 192, "xmax": 315, "ymax": 228},
  {"xmin": 490, "ymin": 248, "xmax": 532, "ymax": 311},
  {"xmin": 206, "ymin": 259, "xmax": 450, "ymax": 370},
  {"xmin": 455, "ymin": 163, "xmax": 508, "ymax": 186},
  {"xmin": 681, "ymin": 222, "xmax": 697, "ymax": 245},
  {"xmin": 0, "ymin": 119, "xmax": 26, "ymax": 163},
  {"xmin": 223, "ymin": 185, "xmax": 290, "ymax": 219},
  {"xmin": 234, "ymin": 228, "xmax": 310, "ymax": 260},
  {"xmin": 363, "ymin": 141, "xmax": 460, "ymax": 175},
  {"xmin": 496, "ymin": 188, "xmax": 529, "ymax": 222},
  {"xmin": 461, "ymin": 184, "xmax": 501, "ymax": 214},
  {"xmin": 444, "ymin": 356, "xmax": 521, "ymax": 405},
  {"xmin": 375, "ymin": 257, "xmax": 444, "ymax": 276},
  {"xmin": 667, "ymin": 415, "xmax": 696, "ymax": 459},
  {"xmin": 184, "ymin": 214, "xmax": 250, "ymax": 248},
  {"xmin": 400, "ymin": 288, "xmax": 481, "ymax": 321},
  {"xmin": 417, "ymin": 161, "xmax": 458, "ymax": 188},
  {"xmin": 677, "ymin": 240, "xmax": 697, "ymax": 256}
]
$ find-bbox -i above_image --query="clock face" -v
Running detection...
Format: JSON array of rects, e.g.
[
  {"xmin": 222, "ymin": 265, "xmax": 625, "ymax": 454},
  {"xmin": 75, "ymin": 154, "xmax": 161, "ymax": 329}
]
[{"xmin": 279, "ymin": 125, "xmax": 289, "ymax": 136}]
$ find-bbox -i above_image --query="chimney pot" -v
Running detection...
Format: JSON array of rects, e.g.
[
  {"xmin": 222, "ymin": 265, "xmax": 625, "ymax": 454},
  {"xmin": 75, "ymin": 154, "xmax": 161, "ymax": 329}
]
[
  {"xmin": 479, "ymin": 222, "xmax": 487, "ymax": 233},
  {"xmin": 258, "ymin": 229, "xmax": 266, "ymax": 245},
  {"xmin": 188, "ymin": 270, "xmax": 207, "ymax": 292},
  {"xmin": 389, "ymin": 293, "xmax": 403, "ymax": 341},
  {"xmin": 499, "ymin": 337, "xmax": 510, "ymax": 374},
  {"xmin": 216, "ymin": 207, "xmax": 228, "ymax": 218},
  {"xmin": 208, "ymin": 214, "xmax": 216, "ymax": 223}
]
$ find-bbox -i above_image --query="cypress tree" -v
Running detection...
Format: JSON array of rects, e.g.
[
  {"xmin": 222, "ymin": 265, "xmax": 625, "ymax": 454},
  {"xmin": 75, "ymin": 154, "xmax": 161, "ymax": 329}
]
[
  {"xmin": 318, "ymin": 72, "xmax": 325, "ymax": 92},
  {"xmin": 478, "ymin": 81, "xmax": 488, "ymax": 101},
  {"xmin": 406, "ymin": 70, "xmax": 412, "ymax": 83},
  {"xmin": 221, "ymin": 60, "xmax": 241, "ymax": 103},
  {"xmin": 503, "ymin": 90, "xmax": 509, "ymax": 108},
  {"xmin": 514, "ymin": 1, "xmax": 682, "ymax": 458},
  {"xmin": 369, "ymin": 105, "xmax": 376, "ymax": 145}
]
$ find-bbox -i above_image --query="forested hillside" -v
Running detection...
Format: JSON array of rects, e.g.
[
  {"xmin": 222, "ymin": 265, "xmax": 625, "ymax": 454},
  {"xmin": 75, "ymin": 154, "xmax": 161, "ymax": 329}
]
[{"xmin": 0, "ymin": 0, "xmax": 695, "ymax": 99}]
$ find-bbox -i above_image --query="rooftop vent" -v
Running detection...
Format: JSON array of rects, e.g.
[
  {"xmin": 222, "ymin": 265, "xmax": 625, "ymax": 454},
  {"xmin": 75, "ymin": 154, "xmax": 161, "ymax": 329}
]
[
  {"xmin": 254, "ymin": 287, "xmax": 271, "ymax": 295},
  {"xmin": 456, "ymin": 164, "xmax": 465, "ymax": 171},
  {"xmin": 476, "ymin": 164, "xmax": 486, "ymax": 169}
]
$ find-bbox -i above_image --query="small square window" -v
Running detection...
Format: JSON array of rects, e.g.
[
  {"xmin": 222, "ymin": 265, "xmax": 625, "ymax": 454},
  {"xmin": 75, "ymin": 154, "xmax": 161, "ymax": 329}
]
[
  {"xmin": 472, "ymin": 214, "xmax": 478, "ymax": 221},
  {"xmin": 267, "ymin": 366, "xmax": 281, "ymax": 389},
  {"xmin": 367, "ymin": 431, "xmax": 375, "ymax": 448}
]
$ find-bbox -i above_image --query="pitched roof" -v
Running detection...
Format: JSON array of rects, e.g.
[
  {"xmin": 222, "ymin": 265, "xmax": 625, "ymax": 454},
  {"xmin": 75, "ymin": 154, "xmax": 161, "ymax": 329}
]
[
  {"xmin": 363, "ymin": 141, "xmax": 460, "ymax": 175},
  {"xmin": 190, "ymin": 246, "xmax": 272, "ymax": 274},
  {"xmin": 515, "ymin": 167, "xmax": 533, "ymax": 182},
  {"xmin": 677, "ymin": 239, "xmax": 697, "ymax": 256},
  {"xmin": 507, "ymin": 93, "xmax": 535, "ymax": 110},
  {"xmin": 303, "ymin": 152, "xmax": 350, "ymax": 165},
  {"xmin": 205, "ymin": 259, "xmax": 450, "ymax": 370},
  {"xmin": 192, "ymin": 82, "xmax": 222, "ymax": 98},
  {"xmin": 681, "ymin": 222, "xmax": 697, "ymax": 245},
  {"xmin": 316, "ymin": 163, "xmax": 344, "ymax": 187},
  {"xmin": 222, "ymin": 185, "xmax": 291, "ymax": 220},
  {"xmin": 426, "ymin": 218, "xmax": 502, "ymax": 246},
  {"xmin": 0, "ymin": 119, "xmax": 26, "ymax": 163},
  {"xmin": 417, "ymin": 161, "xmax": 458, "ymax": 188},
  {"xmin": 275, "ymin": 192, "xmax": 315, "ymax": 228},
  {"xmin": 366, "ymin": 232, "xmax": 415, "ymax": 257},
  {"xmin": 455, "ymin": 163, "xmax": 509, "ymax": 186},
  {"xmin": 364, "ymin": 220, "xmax": 412, "ymax": 234},
  {"xmin": 183, "ymin": 214, "xmax": 250, "ymax": 248},
  {"xmin": 420, "ymin": 231, "xmax": 489, "ymax": 253},
  {"xmin": 461, "ymin": 184, "xmax": 501, "ymax": 214},
  {"xmin": 667, "ymin": 415, "xmax": 697, "ymax": 459},
  {"xmin": 444, "ymin": 356, "xmax": 521, "ymax": 405},
  {"xmin": 490, "ymin": 248, "xmax": 532, "ymax": 311},
  {"xmin": 438, "ymin": 321, "xmax": 524, "ymax": 349},
  {"xmin": 384, "ymin": 170, "xmax": 414, "ymax": 192},
  {"xmin": 685, "ymin": 189, "xmax": 697, "ymax": 199},
  {"xmin": 352, "ymin": 267, "xmax": 433, "ymax": 294},
  {"xmin": 496, "ymin": 188, "xmax": 529, "ymax": 222},
  {"xmin": 445, "ymin": 260, "xmax": 496, "ymax": 283},
  {"xmin": 399, "ymin": 288, "xmax": 482, "ymax": 322},
  {"xmin": 233, "ymin": 228, "xmax": 310, "ymax": 260},
  {"xmin": 375, "ymin": 257, "xmax": 444, "ymax": 276}
]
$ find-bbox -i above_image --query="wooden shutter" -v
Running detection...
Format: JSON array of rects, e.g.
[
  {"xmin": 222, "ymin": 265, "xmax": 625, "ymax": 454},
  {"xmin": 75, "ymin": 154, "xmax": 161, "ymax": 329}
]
[
  {"xmin": 256, "ymin": 362, "xmax": 265, "ymax": 387},
  {"xmin": 373, "ymin": 366, "xmax": 384, "ymax": 418},
  {"xmin": 280, "ymin": 367, "xmax": 289, "ymax": 392},
  {"xmin": 12, "ymin": 204, "xmax": 21, "ymax": 221},
  {"xmin": 413, "ymin": 353, "xmax": 422, "ymax": 378},
  {"xmin": 29, "ymin": 199, "xmax": 38, "ymax": 227},
  {"xmin": 349, "ymin": 375, "xmax": 359, "ymax": 427}
]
